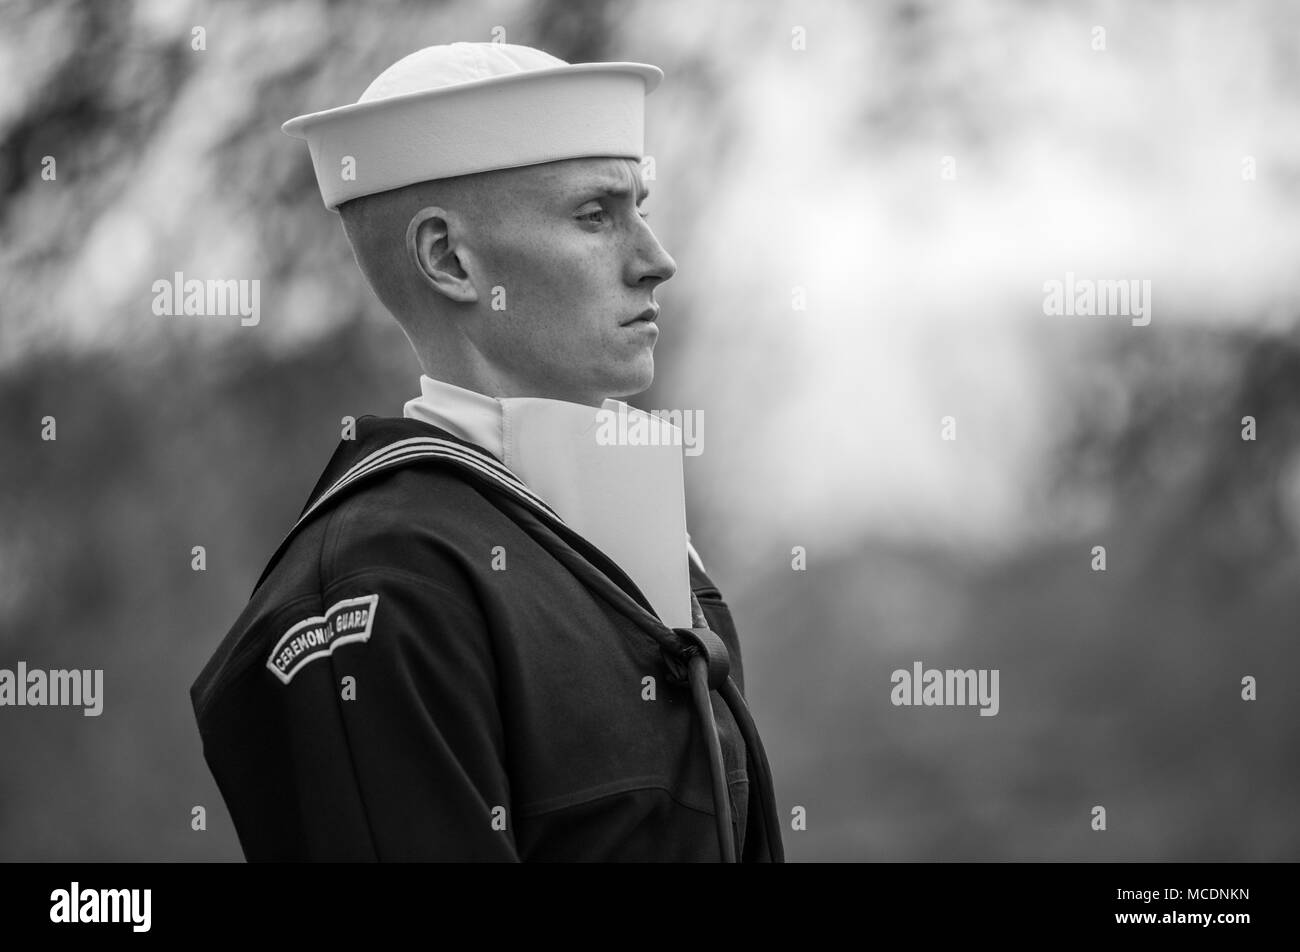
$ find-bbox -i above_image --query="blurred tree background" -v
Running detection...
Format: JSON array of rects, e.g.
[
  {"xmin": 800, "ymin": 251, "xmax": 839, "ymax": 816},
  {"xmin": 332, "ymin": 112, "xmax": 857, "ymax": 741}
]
[{"xmin": 1, "ymin": 0, "xmax": 1297, "ymax": 860}]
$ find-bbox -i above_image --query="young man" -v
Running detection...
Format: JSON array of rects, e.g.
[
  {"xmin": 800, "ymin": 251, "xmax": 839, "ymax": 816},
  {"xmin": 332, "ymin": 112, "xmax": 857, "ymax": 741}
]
[{"xmin": 189, "ymin": 41, "xmax": 783, "ymax": 862}]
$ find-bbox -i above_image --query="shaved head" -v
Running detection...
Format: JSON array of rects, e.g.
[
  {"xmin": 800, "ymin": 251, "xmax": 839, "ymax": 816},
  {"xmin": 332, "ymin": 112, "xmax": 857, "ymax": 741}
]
[{"xmin": 338, "ymin": 170, "xmax": 511, "ymax": 326}]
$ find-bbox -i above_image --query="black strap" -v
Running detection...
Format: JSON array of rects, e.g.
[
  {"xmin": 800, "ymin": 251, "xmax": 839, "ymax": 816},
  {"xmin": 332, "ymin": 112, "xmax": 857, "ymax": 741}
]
[
  {"xmin": 663, "ymin": 594, "xmax": 738, "ymax": 860},
  {"xmin": 662, "ymin": 624, "xmax": 731, "ymax": 690},
  {"xmin": 686, "ymin": 654, "xmax": 736, "ymax": 862},
  {"xmin": 720, "ymin": 678, "xmax": 786, "ymax": 862}
]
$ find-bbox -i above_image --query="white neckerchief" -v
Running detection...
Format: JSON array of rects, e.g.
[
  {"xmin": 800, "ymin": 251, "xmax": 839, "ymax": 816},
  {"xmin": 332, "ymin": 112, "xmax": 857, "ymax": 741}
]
[{"xmin": 403, "ymin": 374, "xmax": 697, "ymax": 628}]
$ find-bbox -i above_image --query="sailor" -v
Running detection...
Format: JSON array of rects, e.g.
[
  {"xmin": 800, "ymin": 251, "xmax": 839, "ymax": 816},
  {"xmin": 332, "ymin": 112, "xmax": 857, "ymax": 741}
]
[{"xmin": 189, "ymin": 41, "xmax": 783, "ymax": 862}]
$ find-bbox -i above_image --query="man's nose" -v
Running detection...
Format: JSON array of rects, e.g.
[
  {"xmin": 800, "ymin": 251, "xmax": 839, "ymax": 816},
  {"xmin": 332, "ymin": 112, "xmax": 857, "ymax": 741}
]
[{"xmin": 633, "ymin": 223, "xmax": 677, "ymax": 286}]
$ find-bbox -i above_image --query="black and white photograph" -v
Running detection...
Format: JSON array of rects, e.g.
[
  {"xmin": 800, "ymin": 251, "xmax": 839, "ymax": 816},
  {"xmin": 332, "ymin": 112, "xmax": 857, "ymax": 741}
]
[{"xmin": 0, "ymin": 0, "xmax": 1294, "ymax": 926}]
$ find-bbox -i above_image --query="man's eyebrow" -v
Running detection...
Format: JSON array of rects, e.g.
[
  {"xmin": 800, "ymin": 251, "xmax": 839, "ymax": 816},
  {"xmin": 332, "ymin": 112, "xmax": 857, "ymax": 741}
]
[{"xmin": 571, "ymin": 180, "xmax": 649, "ymax": 204}]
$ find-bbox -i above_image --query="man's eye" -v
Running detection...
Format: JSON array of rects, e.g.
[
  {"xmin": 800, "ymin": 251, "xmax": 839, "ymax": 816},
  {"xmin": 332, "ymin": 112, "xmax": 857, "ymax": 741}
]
[{"xmin": 578, "ymin": 208, "xmax": 608, "ymax": 224}]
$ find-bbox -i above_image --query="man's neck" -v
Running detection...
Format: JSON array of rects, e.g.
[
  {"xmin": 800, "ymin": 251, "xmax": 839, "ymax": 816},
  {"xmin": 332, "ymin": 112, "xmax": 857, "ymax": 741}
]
[{"xmin": 419, "ymin": 364, "xmax": 606, "ymax": 408}]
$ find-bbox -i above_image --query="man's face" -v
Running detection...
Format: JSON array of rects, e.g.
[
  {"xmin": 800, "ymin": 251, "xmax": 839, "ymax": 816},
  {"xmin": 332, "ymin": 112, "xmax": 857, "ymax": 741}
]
[{"xmin": 462, "ymin": 156, "xmax": 677, "ymax": 406}]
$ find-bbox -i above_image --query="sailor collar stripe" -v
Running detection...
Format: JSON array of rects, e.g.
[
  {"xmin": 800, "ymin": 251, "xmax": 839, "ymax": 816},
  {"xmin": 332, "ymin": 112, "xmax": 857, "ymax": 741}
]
[
  {"xmin": 250, "ymin": 434, "xmax": 564, "ymax": 597},
  {"xmin": 301, "ymin": 436, "xmax": 562, "ymax": 530}
]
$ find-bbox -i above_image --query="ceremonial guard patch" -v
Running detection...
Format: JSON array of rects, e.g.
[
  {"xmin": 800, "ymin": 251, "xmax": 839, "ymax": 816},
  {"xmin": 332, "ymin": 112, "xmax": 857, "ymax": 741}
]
[{"xmin": 266, "ymin": 594, "xmax": 378, "ymax": 684}]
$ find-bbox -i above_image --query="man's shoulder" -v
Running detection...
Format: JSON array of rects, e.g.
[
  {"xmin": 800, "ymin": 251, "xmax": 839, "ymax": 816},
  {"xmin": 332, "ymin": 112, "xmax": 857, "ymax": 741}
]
[
  {"xmin": 275, "ymin": 415, "xmax": 511, "ymax": 583},
  {"xmin": 191, "ymin": 417, "xmax": 502, "ymax": 718},
  {"xmin": 314, "ymin": 461, "xmax": 502, "ymax": 582}
]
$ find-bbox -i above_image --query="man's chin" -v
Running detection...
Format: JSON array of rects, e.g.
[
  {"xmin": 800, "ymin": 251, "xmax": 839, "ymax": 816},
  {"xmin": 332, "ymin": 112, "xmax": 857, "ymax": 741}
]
[{"xmin": 604, "ymin": 363, "xmax": 654, "ymax": 401}]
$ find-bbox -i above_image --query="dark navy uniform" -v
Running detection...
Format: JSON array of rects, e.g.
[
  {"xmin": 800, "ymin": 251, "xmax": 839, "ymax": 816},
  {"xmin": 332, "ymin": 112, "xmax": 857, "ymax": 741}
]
[{"xmin": 190, "ymin": 416, "xmax": 783, "ymax": 861}]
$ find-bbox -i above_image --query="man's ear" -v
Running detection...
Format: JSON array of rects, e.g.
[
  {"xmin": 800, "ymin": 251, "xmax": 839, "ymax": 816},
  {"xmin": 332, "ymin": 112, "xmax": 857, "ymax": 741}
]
[{"xmin": 406, "ymin": 206, "xmax": 479, "ymax": 304}]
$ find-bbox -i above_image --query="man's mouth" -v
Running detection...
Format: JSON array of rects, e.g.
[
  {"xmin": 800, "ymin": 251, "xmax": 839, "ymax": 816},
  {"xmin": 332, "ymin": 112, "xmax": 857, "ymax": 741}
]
[{"xmin": 622, "ymin": 306, "xmax": 659, "ymax": 326}]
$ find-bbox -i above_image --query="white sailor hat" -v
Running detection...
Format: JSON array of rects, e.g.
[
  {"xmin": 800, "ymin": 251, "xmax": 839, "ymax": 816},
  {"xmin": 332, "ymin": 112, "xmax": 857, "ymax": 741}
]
[{"xmin": 282, "ymin": 42, "xmax": 663, "ymax": 211}]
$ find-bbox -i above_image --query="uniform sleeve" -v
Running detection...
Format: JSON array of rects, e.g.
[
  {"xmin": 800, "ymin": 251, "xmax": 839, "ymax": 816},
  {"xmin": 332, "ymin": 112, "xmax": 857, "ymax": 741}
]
[{"xmin": 269, "ymin": 569, "xmax": 518, "ymax": 861}]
